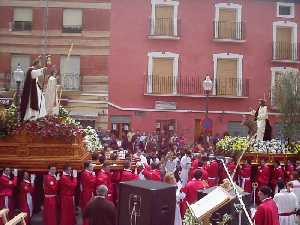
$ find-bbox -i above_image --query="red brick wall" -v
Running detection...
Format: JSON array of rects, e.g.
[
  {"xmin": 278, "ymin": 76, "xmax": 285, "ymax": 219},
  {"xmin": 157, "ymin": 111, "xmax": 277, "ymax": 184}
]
[
  {"xmin": 0, "ymin": 7, "xmax": 12, "ymax": 29},
  {"xmin": 84, "ymin": 9, "xmax": 110, "ymax": 31},
  {"xmin": 0, "ymin": 53, "xmax": 11, "ymax": 73},
  {"xmin": 32, "ymin": 8, "xmax": 62, "ymax": 30},
  {"xmin": 81, "ymin": 55, "xmax": 108, "ymax": 75}
]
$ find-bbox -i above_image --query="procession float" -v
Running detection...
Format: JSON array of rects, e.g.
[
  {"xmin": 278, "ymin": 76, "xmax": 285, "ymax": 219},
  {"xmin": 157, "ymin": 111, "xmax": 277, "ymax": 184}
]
[
  {"xmin": 216, "ymin": 136, "xmax": 300, "ymax": 164},
  {"xmin": 0, "ymin": 104, "xmax": 103, "ymax": 171}
]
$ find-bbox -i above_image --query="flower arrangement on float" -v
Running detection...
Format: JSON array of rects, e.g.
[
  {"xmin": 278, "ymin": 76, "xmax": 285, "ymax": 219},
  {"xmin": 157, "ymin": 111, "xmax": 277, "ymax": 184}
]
[
  {"xmin": 0, "ymin": 105, "xmax": 102, "ymax": 153},
  {"xmin": 216, "ymin": 136, "xmax": 299, "ymax": 154},
  {"xmin": 83, "ymin": 126, "xmax": 102, "ymax": 153}
]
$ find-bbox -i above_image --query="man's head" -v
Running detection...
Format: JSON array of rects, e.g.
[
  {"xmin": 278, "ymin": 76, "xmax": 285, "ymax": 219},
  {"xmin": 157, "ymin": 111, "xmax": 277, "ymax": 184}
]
[
  {"xmin": 258, "ymin": 186, "xmax": 272, "ymax": 202},
  {"xmin": 23, "ymin": 171, "xmax": 30, "ymax": 181},
  {"xmin": 84, "ymin": 161, "xmax": 94, "ymax": 172},
  {"xmin": 3, "ymin": 168, "xmax": 11, "ymax": 176},
  {"xmin": 124, "ymin": 160, "xmax": 131, "ymax": 170},
  {"xmin": 96, "ymin": 185, "xmax": 108, "ymax": 197},
  {"xmin": 259, "ymin": 99, "xmax": 266, "ymax": 106},
  {"xmin": 194, "ymin": 169, "xmax": 202, "ymax": 180},
  {"xmin": 102, "ymin": 161, "xmax": 110, "ymax": 173},
  {"xmin": 63, "ymin": 164, "xmax": 72, "ymax": 175},
  {"xmin": 48, "ymin": 165, "xmax": 57, "ymax": 176}
]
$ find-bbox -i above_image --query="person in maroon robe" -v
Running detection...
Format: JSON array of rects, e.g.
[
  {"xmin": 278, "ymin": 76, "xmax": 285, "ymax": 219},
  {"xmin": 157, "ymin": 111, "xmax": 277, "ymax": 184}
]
[
  {"xmin": 96, "ymin": 162, "xmax": 114, "ymax": 202},
  {"xmin": 253, "ymin": 186, "xmax": 280, "ymax": 225},
  {"xmin": 59, "ymin": 165, "xmax": 77, "ymax": 225},
  {"xmin": 43, "ymin": 165, "xmax": 59, "ymax": 225},
  {"xmin": 143, "ymin": 163, "xmax": 161, "ymax": 181},
  {"xmin": 271, "ymin": 161, "xmax": 285, "ymax": 193},
  {"xmin": 80, "ymin": 161, "xmax": 96, "ymax": 225},
  {"xmin": 206, "ymin": 156, "xmax": 219, "ymax": 187},
  {"xmin": 285, "ymin": 160, "xmax": 295, "ymax": 182},
  {"xmin": 256, "ymin": 160, "xmax": 271, "ymax": 188},
  {"xmin": 190, "ymin": 160, "xmax": 208, "ymax": 182},
  {"xmin": 0, "ymin": 168, "xmax": 17, "ymax": 219},
  {"xmin": 120, "ymin": 160, "xmax": 138, "ymax": 182},
  {"xmin": 83, "ymin": 185, "xmax": 117, "ymax": 225},
  {"xmin": 238, "ymin": 160, "xmax": 252, "ymax": 193},
  {"xmin": 18, "ymin": 171, "xmax": 35, "ymax": 224}
]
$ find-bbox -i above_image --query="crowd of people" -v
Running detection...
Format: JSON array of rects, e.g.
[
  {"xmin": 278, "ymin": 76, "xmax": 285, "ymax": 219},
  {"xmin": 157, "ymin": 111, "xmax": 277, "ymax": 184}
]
[{"xmin": 0, "ymin": 129, "xmax": 300, "ymax": 225}]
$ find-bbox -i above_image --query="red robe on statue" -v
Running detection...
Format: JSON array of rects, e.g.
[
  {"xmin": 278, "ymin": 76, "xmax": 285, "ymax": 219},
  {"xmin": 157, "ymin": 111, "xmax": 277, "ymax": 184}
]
[
  {"xmin": 43, "ymin": 174, "xmax": 58, "ymax": 225},
  {"xmin": 0, "ymin": 174, "xmax": 17, "ymax": 219},
  {"xmin": 18, "ymin": 180, "xmax": 34, "ymax": 224},
  {"xmin": 80, "ymin": 170, "xmax": 96, "ymax": 225},
  {"xmin": 239, "ymin": 164, "xmax": 252, "ymax": 193},
  {"xmin": 206, "ymin": 160, "xmax": 219, "ymax": 187},
  {"xmin": 59, "ymin": 173, "xmax": 77, "ymax": 225},
  {"xmin": 254, "ymin": 198, "xmax": 280, "ymax": 225},
  {"xmin": 96, "ymin": 170, "xmax": 114, "ymax": 202}
]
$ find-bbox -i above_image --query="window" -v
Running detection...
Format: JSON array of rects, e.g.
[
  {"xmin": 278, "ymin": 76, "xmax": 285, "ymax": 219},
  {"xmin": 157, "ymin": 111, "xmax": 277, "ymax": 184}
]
[
  {"xmin": 228, "ymin": 121, "xmax": 248, "ymax": 137},
  {"xmin": 150, "ymin": 0, "xmax": 179, "ymax": 38},
  {"xmin": 147, "ymin": 52, "xmax": 179, "ymax": 95},
  {"xmin": 213, "ymin": 53, "xmax": 243, "ymax": 96},
  {"xmin": 271, "ymin": 67, "xmax": 299, "ymax": 107},
  {"xmin": 10, "ymin": 54, "xmax": 31, "ymax": 89},
  {"xmin": 214, "ymin": 3, "xmax": 243, "ymax": 40},
  {"xmin": 63, "ymin": 9, "xmax": 82, "ymax": 33},
  {"xmin": 13, "ymin": 8, "xmax": 32, "ymax": 31},
  {"xmin": 273, "ymin": 21, "xmax": 298, "ymax": 61},
  {"xmin": 60, "ymin": 56, "xmax": 80, "ymax": 90},
  {"xmin": 277, "ymin": 2, "xmax": 295, "ymax": 19}
]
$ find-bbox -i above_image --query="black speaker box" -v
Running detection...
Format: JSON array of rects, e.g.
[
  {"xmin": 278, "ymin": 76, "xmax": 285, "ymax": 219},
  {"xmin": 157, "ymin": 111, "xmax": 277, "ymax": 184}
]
[{"xmin": 118, "ymin": 180, "xmax": 177, "ymax": 225}]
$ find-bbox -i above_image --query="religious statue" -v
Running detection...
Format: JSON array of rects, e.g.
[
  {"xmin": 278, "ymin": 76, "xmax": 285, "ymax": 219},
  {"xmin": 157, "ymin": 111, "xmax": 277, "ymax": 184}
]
[
  {"xmin": 45, "ymin": 68, "xmax": 60, "ymax": 115},
  {"xmin": 250, "ymin": 99, "xmax": 272, "ymax": 141},
  {"xmin": 20, "ymin": 57, "xmax": 48, "ymax": 121}
]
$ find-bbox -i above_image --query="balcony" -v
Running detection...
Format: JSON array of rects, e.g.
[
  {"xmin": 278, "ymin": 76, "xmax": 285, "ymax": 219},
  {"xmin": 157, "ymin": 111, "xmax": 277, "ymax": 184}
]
[
  {"xmin": 213, "ymin": 21, "xmax": 245, "ymax": 42},
  {"xmin": 62, "ymin": 25, "xmax": 82, "ymax": 33},
  {"xmin": 273, "ymin": 42, "xmax": 299, "ymax": 63},
  {"xmin": 145, "ymin": 75, "xmax": 249, "ymax": 98},
  {"xmin": 62, "ymin": 73, "xmax": 80, "ymax": 90},
  {"xmin": 12, "ymin": 21, "xmax": 32, "ymax": 31},
  {"xmin": 149, "ymin": 17, "xmax": 180, "ymax": 40}
]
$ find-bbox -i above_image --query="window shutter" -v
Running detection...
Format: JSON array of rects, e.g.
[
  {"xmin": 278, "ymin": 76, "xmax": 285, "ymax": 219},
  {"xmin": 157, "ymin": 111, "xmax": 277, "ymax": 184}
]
[
  {"xmin": 63, "ymin": 9, "xmax": 82, "ymax": 26},
  {"xmin": 14, "ymin": 8, "xmax": 32, "ymax": 22}
]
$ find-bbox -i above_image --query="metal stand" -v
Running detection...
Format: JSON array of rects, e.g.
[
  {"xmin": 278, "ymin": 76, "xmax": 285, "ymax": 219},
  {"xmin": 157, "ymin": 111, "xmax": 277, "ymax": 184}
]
[{"xmin": 220, "ymin": 159, "xmax": 254, "ymax": 225}]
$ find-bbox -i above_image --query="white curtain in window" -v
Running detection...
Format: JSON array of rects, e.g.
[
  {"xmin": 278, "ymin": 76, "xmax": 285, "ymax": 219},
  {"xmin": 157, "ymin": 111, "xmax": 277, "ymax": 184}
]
[
  {"xmin": 14, "ymin": 8, "xmax": 32, "ymax": 22},
  {"xmin": 63, "ymin": 9, "xmax": 82, "ymax": 26}
]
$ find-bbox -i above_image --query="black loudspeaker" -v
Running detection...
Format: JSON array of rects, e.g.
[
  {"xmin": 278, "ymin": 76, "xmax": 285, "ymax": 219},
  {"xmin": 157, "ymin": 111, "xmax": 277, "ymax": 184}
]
[{"xmin": 118, "ymin": 180, "xmax": 177, "ymax": 225}]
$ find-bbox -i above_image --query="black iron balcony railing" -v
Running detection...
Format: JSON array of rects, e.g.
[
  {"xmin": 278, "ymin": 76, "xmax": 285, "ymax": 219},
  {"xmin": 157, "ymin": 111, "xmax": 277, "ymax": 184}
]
[
  {"xmin": 273, "ymin": 42, "xmax": 299, "ymax": 61},
  {"xmin": 213, "ymin": 21, "xmax": 245, "ymax": 40},
  {"xmin": 12, "ymin": 21, "xmax": 32, "ymax": 31},
  {"xmin": 62, "ymin": 25, "xmax": 82, "ymax": 33},
  {"xmin": 149, "ymin": 17, "xmax": 180, "ymax": 37},
  {"xmin": 145, "ymin": 75, "xmax": 249, "ymax": 97}
]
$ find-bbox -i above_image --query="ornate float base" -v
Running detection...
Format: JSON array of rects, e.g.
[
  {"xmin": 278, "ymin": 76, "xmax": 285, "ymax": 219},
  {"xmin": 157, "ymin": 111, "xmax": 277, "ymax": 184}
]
[{"xmin": 0, "ymin": 133, "xmax": 91, "ymax": 171}]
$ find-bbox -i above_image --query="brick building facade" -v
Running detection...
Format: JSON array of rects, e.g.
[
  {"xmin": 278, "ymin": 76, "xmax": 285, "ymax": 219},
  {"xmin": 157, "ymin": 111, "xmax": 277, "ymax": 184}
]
[
  {"xmin": 109, "ymin": 0, "xmax": 300, "ymax": 142},
  {"xmin": 0, "ymin": 0, "xmax": 111, "ymax": 128}
]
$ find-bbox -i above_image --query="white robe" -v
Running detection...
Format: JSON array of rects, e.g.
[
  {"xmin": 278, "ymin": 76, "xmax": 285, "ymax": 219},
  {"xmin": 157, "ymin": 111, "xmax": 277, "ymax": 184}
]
[
  {"xmin": 174, "ymin": 182, "xmax": 185, "ymax": 225},
  {"xmin": 180, "ymin": 155, "xmax": 191, "ymax": 187},
  {"xmin": 45, "ymin": 76, "xmax": 59, "ymax": 115},
  {"xmin": 273, "ymin": 189, "xmax": 298, "ymax": 225},
  {"xmin": 24, "ymin": 68, "xmax": 47, "ymax": 121},
  {"xmin": 256, "ymin": 106, "xmax": 268, "ymax": 141}
]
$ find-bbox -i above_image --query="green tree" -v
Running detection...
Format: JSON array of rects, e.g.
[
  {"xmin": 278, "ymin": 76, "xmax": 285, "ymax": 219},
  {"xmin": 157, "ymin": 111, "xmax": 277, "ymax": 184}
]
[{"xmin": 274, "ymin": 72, "xmax": 300, "ymax": 141}]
